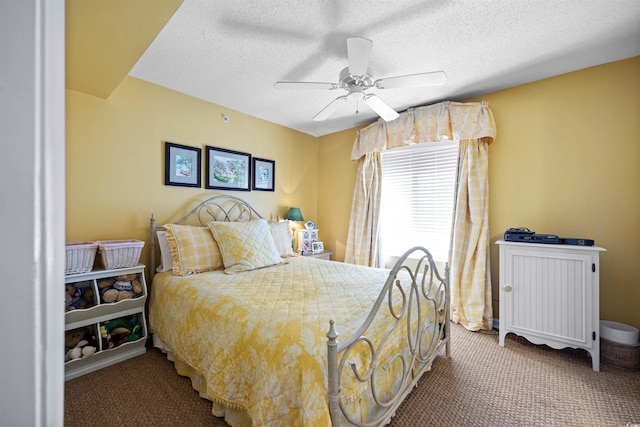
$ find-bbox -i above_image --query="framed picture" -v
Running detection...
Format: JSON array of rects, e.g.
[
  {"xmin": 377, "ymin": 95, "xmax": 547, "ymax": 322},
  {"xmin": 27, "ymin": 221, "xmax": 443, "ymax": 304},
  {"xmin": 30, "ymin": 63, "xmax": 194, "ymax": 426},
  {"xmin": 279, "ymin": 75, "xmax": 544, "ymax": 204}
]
[
  {"xmin": 252, "ymin": 158, "xmax": 275, "ymax": 191},
  {"xmin": 164, "ymin": 142, "xmax": 201, "ymax": 188},
  {"xmin": 312, "ymin": 241, "xmax": 324, "ymax": 253},
  {"xmin": 205, "ymin": 146, "xmax": 251, "ymax": 191}
]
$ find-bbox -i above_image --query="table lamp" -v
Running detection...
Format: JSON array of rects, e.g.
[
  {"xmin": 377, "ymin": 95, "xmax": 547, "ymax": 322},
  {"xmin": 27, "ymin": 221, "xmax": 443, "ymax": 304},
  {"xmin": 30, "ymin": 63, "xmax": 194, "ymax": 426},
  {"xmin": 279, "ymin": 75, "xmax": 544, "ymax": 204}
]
[
  {"xmin": 284, "ymin": 207, "xmax": 304, "ymax": 250},
  {"xmin": 284, "ymin": 207, "xmax": 304, "ymax": 222}
]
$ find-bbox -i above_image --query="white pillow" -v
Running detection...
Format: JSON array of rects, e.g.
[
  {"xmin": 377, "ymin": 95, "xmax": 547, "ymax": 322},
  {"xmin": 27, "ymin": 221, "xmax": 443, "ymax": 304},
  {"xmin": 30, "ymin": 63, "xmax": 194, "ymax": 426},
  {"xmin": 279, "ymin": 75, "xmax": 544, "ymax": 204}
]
[
  {"xmin": 156, "ymin": 230, "xmax": 173, "ymax": 272},
  {"xmin": 268, "ymin": 221, "xmax": 294, "ymax": 257}
]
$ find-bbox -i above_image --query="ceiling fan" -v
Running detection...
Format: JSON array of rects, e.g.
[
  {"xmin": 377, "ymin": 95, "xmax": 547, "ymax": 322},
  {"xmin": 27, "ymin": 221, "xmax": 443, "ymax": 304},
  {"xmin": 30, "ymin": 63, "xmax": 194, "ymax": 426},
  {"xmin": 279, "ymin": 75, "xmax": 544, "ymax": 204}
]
[{"xmin": 273, "ymin": 37, "xmax": 446, "ymax": 122}]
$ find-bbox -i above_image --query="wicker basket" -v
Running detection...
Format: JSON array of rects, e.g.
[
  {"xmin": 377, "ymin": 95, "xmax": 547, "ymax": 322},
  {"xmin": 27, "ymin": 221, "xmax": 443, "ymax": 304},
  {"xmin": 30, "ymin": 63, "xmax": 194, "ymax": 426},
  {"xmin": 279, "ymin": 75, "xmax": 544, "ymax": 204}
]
[
  {"xmin": 601, "ymin": 338, "xmax": 640, "ymax": 371},
  {"xmin": 65, "ymin": 242, "xmax": 98, "ymax": 274},
  {"xmin": 97, "ymin": 240, "xmax": 144, "ymax": 270}
]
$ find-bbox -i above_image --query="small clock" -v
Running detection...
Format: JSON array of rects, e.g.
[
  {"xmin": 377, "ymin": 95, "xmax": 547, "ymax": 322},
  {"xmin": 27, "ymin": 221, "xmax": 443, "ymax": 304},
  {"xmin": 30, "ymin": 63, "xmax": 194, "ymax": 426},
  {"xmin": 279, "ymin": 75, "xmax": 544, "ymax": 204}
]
[{"xmin": 304, "ymin": 220, "xmax": 316, "ymax": 230}]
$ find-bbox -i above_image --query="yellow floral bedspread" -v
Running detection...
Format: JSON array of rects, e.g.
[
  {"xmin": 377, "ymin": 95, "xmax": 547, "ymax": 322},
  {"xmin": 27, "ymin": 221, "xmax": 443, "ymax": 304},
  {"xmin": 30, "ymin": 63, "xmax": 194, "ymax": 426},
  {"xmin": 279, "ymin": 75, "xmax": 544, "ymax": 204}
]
[{"xmin": 149, "ymin": 256, "xmax": 442, "ymax": 426}]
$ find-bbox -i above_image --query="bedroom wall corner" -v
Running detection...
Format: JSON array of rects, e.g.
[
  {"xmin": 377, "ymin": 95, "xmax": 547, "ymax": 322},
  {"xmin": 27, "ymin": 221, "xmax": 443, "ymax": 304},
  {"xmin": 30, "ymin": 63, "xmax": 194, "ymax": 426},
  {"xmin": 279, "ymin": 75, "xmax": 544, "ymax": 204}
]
[{"xmin": 317, "ymin": 128, "xmax": 361, "ymax": 262}]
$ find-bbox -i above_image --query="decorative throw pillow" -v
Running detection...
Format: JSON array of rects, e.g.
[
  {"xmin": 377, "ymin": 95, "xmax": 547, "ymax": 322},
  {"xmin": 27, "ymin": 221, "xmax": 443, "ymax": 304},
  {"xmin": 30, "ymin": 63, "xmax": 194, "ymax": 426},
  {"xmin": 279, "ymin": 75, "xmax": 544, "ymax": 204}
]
[
  {"xmin": 268, "ymin": 221, "xmax": 294, "ymax": 257},
  {"xmin": 165, "ymin": 223, "xmax": 224, "ymax": 275},
  {"xmin": 208, "ymin": 219, "xmax": 283, "ymax": 274}
]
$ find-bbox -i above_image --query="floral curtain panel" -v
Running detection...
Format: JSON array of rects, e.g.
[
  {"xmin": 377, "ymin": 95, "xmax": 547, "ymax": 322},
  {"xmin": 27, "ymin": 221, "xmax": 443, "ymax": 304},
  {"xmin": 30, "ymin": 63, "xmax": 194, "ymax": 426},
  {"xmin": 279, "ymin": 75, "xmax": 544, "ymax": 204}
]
[{"xmin": 346, "ymin": 101, "xmax": 496, "ymax": 331}]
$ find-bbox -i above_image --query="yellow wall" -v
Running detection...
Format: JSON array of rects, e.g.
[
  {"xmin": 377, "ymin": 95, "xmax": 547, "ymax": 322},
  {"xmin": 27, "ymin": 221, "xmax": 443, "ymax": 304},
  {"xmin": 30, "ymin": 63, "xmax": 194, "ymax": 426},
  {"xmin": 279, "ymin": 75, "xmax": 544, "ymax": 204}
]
[
  {"xmin": 66, "ymin": 76, "xmax": 318, "ymax": 275},
  {"xmin": 317, "ymin": 56, "xmax": 640, "ymax": 329},
  {"xmin": 68, "ymin": 57, "xmax": 639, "ymax": 330},
  {"xmin": 481, "ymin": 56, "xmax": 640, "ymax": 329},
  {"xmin": 317, "ymin": 128, "xmax": 360, "ymax": 262}
]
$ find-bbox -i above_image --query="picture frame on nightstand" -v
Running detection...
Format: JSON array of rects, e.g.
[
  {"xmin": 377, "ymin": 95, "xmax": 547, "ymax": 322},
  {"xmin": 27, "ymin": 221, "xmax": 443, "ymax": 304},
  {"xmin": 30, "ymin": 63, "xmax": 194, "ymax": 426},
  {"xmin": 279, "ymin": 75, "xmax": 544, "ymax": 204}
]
[{"xmin": 312, "ymin": 241, "xmax": 324, "ymax": 252}]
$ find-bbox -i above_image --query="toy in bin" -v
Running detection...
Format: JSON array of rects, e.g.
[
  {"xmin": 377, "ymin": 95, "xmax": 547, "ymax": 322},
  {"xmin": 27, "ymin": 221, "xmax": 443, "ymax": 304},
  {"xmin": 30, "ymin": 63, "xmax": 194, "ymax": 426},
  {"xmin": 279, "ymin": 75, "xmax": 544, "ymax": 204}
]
[
  {"xmin": 98, "ymin": 273, "xmax": 144, "ymax": 303},
  {"xmin": 65, "ymin": 284, "xmax": 95, "ymax": 311},
  {"xmin": 65, "ymin": 327, "xmax": 97, "ymax": 361},
  {"xmin": 101, "ymin": 316, "xmax": 143, "ymax": 349}
]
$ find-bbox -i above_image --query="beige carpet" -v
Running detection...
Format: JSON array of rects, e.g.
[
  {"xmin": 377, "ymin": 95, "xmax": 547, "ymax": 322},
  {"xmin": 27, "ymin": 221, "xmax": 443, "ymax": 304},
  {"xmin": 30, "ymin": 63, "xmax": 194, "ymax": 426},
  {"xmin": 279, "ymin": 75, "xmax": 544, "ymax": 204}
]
[{"xmin": 65, "ymin": 322, "xmax": 640, "ymax": 426}]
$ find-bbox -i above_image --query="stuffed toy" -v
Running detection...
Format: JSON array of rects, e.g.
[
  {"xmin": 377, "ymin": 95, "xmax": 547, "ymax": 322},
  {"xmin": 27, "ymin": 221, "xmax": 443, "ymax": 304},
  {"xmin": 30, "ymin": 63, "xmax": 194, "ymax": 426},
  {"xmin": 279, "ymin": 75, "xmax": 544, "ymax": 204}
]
[
  {"xmin": 98, "ymin": 274, "xmax": 143, "ymax": 303},
  {"xmin": 65, "ymin": 328, "xmax": 85, "ymax": 349},
  {"xmin": 65, "ymin": 284, "xmax": 95, "ymax": 311},
  {"xmin": 100, "ymin": 317, "xmax": 143, "ymax": 349},
  {"xmin": 64, "ymin": 327, "xmax": 97, "ymax": 361}
]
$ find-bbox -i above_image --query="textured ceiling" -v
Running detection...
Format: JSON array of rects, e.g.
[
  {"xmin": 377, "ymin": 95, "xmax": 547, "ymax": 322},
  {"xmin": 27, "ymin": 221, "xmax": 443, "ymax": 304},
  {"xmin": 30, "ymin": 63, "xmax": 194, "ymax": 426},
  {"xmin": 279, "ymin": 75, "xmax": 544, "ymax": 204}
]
[{"xmin": 128, "ymin": 0, "xmax": 640, "ymax": 137}]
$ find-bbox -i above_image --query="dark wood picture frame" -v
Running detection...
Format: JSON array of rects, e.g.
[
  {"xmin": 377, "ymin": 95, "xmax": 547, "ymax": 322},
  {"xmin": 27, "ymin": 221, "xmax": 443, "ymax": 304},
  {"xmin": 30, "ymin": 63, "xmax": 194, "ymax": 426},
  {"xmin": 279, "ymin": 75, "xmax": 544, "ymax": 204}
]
[
  {"xmin": 164, "ymin": 142, "xmax": 201, "ymax": 188},
  {"xmin": 252, "ymin": 157, "xmax": 275, "ymax": 192},
  {"xmin": 205, "ymin": 146, "xmax": 251, "ymax": 191}
]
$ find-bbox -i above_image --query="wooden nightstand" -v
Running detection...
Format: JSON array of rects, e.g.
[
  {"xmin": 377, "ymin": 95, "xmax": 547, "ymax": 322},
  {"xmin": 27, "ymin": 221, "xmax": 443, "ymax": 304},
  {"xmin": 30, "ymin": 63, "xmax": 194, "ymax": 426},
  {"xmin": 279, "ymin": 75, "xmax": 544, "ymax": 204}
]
[{"xmin": 301, "ymin": 250, "xmax": 332, "ymax": 261}]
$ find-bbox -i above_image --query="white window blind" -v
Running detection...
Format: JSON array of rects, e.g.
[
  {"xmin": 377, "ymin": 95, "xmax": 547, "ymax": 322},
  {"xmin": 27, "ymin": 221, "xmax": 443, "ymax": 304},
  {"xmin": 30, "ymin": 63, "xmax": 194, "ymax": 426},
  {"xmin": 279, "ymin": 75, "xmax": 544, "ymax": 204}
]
[{"xmin": 380, "ymin": 141, "xmax": 458, "ymax": 262}]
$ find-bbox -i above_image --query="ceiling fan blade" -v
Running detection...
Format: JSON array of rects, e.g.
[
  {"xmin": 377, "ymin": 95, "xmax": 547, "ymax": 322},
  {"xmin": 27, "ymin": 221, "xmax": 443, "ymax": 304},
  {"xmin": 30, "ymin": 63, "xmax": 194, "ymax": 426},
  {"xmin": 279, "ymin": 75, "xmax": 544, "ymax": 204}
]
[
  {"xmin": 274, "ymin": 82, "xmax": 339, "ymax": 91},
  {"xmin": 313, "ymin": 95, "xmax": 349, "ymax": 121},
  {"xmin": 347, "ymin": 37, "xmax": 373, "ymax": 77},
  {"xmin": 363, "ymin": 94, "xmax": 399, "ymax": 121},
  {"xmin": 375, "ymin": 71, "xmax": 447, "ymax": 89}
]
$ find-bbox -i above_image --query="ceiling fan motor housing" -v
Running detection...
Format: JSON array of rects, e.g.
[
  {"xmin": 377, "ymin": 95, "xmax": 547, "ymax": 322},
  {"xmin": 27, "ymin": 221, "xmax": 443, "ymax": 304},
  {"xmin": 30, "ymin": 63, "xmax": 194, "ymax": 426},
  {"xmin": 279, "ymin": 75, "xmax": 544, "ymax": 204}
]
[{"xmin": 339, "ymin": 67, "xmax": 374, "ymax": 91}]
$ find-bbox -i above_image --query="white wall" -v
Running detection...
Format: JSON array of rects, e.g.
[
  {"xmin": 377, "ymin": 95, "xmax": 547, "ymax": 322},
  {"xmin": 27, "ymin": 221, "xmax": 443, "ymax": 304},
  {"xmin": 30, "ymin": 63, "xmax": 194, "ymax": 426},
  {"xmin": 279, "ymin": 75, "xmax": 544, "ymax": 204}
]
[{"xmin": 0, "ymin": 1, "xmax": 65, "ymax": 425}]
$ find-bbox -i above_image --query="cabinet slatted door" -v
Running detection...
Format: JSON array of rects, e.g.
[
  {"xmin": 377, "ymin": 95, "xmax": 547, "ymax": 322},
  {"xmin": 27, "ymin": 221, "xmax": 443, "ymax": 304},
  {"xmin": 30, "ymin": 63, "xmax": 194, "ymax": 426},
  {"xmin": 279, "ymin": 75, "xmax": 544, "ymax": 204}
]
[
  {"xmin": 497, "ymin": 241, "xmax": 605, "ymax": 371},
  {"xmin": 508, "ymin": 252, "xmax": 590, "ymax": 345}
]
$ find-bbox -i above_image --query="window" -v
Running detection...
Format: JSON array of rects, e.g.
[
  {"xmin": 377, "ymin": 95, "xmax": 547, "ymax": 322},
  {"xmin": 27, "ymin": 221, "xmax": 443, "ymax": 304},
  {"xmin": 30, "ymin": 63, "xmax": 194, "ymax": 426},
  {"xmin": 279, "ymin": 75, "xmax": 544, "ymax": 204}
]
[{"xmin": 380, "ymin": 141, "xmax": 458, "ymax": 262}]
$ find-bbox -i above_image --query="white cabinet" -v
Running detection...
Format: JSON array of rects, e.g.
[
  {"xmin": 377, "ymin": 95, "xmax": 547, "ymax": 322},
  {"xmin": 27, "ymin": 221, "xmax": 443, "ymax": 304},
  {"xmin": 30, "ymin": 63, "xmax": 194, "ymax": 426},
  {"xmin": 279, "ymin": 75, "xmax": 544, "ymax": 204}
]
[
  {"xmin": 64, "ymin": 265, "xmax": 147, "ymax": 380},
  {"xmin": 497, "ymin": 240, "xmax": 605, "ymax": 371}
]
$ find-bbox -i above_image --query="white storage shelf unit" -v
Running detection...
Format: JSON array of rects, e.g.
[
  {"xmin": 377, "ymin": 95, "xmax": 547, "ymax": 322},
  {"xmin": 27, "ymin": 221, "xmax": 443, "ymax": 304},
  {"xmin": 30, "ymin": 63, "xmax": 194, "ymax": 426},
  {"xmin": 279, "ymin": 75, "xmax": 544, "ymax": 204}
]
[
  {"xmin": 64, "ymin": 265, "xmax": 147, "ymax": 380},
  {"xmin": 497, "ymin": 240, "xmax": 605, "ymax": 371}
]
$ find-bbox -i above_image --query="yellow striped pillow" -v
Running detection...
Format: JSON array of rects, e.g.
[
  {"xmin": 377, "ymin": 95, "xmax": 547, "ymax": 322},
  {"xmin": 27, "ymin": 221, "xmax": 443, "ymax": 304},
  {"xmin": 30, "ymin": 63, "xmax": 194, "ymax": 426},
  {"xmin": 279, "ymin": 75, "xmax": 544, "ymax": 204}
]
[{"xmin": 165, "ymin": 224, "xmax": 223, "ymax": 275}]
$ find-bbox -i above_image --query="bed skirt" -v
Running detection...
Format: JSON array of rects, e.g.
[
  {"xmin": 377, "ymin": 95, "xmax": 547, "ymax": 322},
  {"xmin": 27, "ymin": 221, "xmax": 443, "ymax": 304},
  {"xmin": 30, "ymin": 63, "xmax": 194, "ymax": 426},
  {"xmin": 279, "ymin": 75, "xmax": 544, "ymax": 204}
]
[{"xmin": 153, "ymin": 334, "xmax": 253, "ymax": 426}]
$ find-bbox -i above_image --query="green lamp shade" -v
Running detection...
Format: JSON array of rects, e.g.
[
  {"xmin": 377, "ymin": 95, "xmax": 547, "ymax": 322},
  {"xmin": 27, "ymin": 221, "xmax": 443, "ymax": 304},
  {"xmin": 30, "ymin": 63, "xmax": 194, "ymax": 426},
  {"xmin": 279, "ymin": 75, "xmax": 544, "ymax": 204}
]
[{"xmin": 285, "ymin": 207, "xmax": 304, "ymax": 221}]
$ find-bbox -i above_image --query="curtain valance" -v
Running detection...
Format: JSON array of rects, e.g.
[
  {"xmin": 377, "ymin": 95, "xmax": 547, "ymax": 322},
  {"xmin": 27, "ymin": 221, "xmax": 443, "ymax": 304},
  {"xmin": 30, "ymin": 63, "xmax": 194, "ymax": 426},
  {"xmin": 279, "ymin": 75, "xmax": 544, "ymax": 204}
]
[{"xmin": 351, "ymin": 101, "xmax": 497, "ymax": 160}]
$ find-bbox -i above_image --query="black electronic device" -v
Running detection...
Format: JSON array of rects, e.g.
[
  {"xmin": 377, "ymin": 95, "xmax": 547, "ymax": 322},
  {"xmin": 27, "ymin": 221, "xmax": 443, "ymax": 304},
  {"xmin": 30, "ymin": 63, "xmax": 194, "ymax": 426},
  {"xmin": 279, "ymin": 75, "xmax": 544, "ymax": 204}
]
[
  {"xmin": 504, "ymin": 233, "xmax": 561, "ymax": 244},
  {"xmin": 504, "ymin": 227, "xmax": 535, "ymax": 235},
  {"xmin": 504, "ymin": 227, "xmax": 561, "ymax": 244},
  {"xmin": 560, "ymin": 237, "xmax": 595, "ymax": 246}
]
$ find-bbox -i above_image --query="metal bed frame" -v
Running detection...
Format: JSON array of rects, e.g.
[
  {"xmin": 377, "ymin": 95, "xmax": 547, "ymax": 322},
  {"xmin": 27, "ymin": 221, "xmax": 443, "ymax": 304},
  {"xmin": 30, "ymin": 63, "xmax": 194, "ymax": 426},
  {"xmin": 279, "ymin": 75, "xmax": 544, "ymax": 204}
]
[
  {"xmin": 149, "ymin": 195, "xmax": 450, "ymax": 426},
  {"xmin": 149, "ymin": 195, "xmax": 263, "ymax": 282}
]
